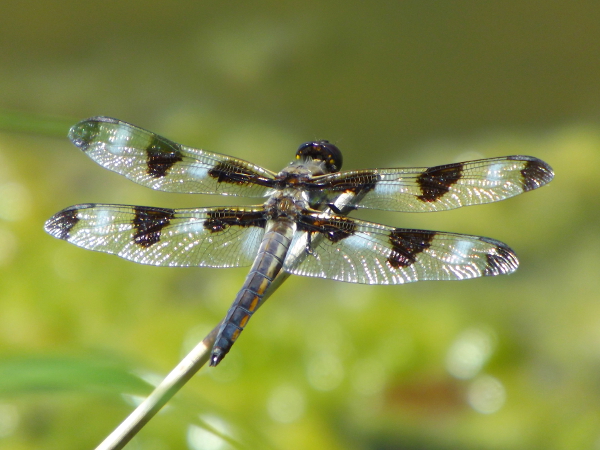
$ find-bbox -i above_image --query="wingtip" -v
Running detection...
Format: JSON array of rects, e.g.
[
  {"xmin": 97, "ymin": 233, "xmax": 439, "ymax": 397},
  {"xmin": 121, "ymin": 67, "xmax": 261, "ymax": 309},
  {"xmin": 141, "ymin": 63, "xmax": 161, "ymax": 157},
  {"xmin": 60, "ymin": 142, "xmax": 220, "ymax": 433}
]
[
  {"xmin": 523, "ymin": 158, "xmax": 554, "ymax": 191},
  {"xmin": 480, "ymin": 238, "xmax": 519, "ymax": 276},
  {"xmin": 68, "ymin": 117, "xmax": 121, "ymax": 149},
  {"xmin": 44, "ymin": 204, "xmax": 99, "ymax": 240},
  {"xmin": 508, "ymin": 155, "xmax": 555, "ymax": 191},
  {"xmin": 68, "ymin": 120, "xmax": 96, "ymax": 150},
  {"xmin": 44, "ymin": 207, "xmax": 81, "ymax": 241}
]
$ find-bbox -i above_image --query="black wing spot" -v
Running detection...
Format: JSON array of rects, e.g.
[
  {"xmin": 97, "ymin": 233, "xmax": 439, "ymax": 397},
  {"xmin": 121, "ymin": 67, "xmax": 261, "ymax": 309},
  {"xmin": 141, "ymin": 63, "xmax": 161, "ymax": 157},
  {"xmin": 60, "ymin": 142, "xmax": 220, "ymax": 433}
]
[
  {"xmin": 146, "ymin": 136, "xmax": 184, "ymax": 178},
  {"xmin": 203, "ymin": 208, "xmax": 267, "ymax": 233},
  {"xmin": 416, "ymin": 163, "xmax": 464, "ymax": 202},
  {"xmin": 388, "ymin": 230, "xmax": 436, "ymax": 268},
  {"xmin": 208, "ymin": 161, "xmax": 259, "ymax": 186},
  {"xmin": 45, "ymin": 207, "xmax": 82, "ymax": 240},
  {"xmin": 510, "ymin": 156, "xmax": 554, "ymax": 192},
  {"xmin": 298, "ymin": 215, "xmax": 357, "ymax": 244},
  {"xmin": 323, "ymin": 173, "xmax": 379, "ymax": 196},
  {"xmin": 133, "ymin": 206, "xmax": 175, "ymax": 247},
  {"xmin": 481, "ymin": 238, "xmax": 519, "ymax": 276}
]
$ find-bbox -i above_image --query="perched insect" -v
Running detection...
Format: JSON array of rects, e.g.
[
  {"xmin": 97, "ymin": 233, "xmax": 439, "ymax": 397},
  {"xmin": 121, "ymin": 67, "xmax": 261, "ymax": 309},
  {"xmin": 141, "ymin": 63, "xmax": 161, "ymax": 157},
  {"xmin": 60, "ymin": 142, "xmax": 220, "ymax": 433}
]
[{"xmin": 45, "ymin": 117, "xmax": 554, "ymax": 365}]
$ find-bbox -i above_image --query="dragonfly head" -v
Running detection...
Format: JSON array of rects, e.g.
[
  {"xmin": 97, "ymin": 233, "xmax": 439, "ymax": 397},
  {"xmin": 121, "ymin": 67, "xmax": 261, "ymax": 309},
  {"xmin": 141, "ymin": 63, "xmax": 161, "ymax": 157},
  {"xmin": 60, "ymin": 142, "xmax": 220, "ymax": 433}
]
[{"xmin": 296, "ymin": 140, "xmax": 343, "ymax": 173}]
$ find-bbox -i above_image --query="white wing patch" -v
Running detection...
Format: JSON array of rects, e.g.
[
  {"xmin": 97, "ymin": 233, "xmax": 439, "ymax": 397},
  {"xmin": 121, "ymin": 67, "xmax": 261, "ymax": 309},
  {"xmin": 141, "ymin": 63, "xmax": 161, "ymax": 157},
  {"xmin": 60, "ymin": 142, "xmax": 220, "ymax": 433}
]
[
  {"xmin": 107, "ymin": 127, "xmax": 136, "ymax": 155},
  {"xmin": 187, "ymin": 164, "xmax": 210, "ymax": 181}
]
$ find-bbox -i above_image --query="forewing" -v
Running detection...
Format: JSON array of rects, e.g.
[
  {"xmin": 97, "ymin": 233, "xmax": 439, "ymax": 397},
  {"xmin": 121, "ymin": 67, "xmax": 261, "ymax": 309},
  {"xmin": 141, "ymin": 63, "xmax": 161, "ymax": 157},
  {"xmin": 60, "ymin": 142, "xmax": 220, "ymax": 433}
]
[
  {"xmin": 44, "ymin": 204, "xmax": 267, "ymax": 267},
  {"xmin": 69, "ymin": 117, "xmax": 277, "ymax": 196},
  {"xmin": 283, "ymin": 213, "xmax": 518, "ymax": 284},
  {"xmin": 311, "ymin": 156, "xmax": 554, "ymax": 212}
]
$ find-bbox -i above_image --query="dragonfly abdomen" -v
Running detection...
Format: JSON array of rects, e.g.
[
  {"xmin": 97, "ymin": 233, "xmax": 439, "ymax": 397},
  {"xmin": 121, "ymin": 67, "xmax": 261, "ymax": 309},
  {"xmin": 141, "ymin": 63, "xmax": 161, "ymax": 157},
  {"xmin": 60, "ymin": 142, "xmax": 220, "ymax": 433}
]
[{"xmin": 210, "ymin": 219, "xmax": 296, "ymax": 366}]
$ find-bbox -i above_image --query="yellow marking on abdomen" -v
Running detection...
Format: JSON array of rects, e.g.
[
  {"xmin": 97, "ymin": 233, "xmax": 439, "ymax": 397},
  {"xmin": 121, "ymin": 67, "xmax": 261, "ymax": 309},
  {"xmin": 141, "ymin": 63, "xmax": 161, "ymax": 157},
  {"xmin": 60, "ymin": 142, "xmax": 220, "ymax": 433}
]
[
  {"xmin": 248, "ymin": 295, "xmax": 260, "ymax": 312},
  {"xmin": 239, "ymin": 314, "xmax": 250, "ymax": 328},
  {"xmin": 231, "ymin": 329, "xmax": 241, "ymax": 341},
  {"xmin": 255, "ymin": 278, "xmax": 270, "ymax": 295}
]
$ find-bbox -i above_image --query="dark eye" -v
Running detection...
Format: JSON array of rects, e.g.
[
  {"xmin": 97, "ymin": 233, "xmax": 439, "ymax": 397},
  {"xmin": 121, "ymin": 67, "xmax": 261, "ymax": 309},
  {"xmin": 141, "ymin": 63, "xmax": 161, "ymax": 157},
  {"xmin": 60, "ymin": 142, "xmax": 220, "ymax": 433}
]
[{"xmin": 295, "ymin": 140, "xmax": 343, "ymax": 173}]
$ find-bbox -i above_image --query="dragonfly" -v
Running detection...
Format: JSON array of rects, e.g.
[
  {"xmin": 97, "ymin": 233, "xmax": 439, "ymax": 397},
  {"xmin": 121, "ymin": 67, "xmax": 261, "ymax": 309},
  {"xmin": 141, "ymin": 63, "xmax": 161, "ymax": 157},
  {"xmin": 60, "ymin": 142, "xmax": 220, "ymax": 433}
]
[{"xmin": 45, "ymin": 117, "xmax": 554, "ymax": 366}]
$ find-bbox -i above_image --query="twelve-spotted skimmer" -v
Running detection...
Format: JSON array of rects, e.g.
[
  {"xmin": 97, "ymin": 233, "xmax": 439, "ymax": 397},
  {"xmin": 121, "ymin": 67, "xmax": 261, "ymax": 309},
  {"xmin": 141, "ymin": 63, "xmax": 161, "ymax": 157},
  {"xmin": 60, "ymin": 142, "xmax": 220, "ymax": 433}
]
[{"xmin": 45, "ymin": 117, "xmax": 554, "ymax": 366}]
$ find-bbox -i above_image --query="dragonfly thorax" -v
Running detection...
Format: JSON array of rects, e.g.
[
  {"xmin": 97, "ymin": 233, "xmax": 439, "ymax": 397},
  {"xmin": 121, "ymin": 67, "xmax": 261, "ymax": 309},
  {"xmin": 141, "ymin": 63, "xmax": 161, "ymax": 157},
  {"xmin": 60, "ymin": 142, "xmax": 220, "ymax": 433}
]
[{"xmin": 263, "ymin": 189, "xmax": 308, "ymax": 220}]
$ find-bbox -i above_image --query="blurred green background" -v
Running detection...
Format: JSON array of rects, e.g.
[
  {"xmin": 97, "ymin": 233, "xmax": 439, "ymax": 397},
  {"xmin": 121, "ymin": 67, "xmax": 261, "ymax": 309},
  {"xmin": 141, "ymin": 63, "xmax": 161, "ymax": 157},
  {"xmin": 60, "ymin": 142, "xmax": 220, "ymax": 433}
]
[{"xmin": 0, "ymin": 1, "xmax": 599, "ymax": 449}]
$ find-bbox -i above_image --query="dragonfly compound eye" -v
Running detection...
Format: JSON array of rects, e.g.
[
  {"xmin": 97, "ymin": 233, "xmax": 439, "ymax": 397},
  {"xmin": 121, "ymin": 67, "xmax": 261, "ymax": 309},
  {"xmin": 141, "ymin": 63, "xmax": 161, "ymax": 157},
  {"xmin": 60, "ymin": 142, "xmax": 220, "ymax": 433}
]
[{"xmin": 296, "ymin": 140, "xmax": 343, "ymax": 173}]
